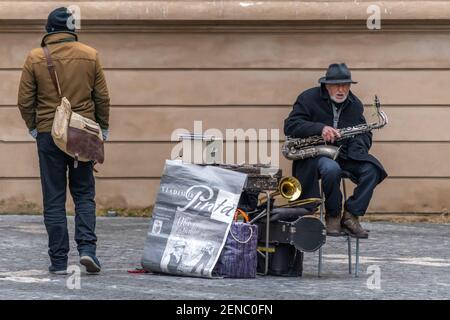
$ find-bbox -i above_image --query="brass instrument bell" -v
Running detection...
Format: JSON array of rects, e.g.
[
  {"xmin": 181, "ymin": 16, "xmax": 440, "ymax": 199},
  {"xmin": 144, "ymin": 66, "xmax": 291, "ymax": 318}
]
[{"xmin": 260, "ymin": 176, "xmax": 302, "ymax": 203}]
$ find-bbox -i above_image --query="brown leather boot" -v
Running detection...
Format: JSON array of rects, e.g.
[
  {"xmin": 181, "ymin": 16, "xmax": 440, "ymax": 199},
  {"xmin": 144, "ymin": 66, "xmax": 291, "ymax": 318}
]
[
  {"xmin": 341, "ymin": 211, "xmax": 369, "ymax": 239},
  {"xmin": 325, "ymin": 215, "xmax": 342, "ymax": 236}
]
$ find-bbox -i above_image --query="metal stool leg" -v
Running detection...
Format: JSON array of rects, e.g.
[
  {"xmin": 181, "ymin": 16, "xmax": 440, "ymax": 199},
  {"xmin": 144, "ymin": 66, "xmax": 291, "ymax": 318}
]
[
  {"xmin": 347, "ymin": 235, "xmax": 352, "ymax": 274},
  {"xmin": 342, "ymin": 177, "xmax": 353, "ymax": 275},
  {"xmin": 318, "ymin": 186, "xmax": 324, "ymax": 277},
  {"xmin": 318, "ymin": 248, "xmax": 323, "ymax": 277},
  {"xmin": 264, "ymin": 191, "xmax": 271, "ymax": 276},
  {"xmin": 355, "ymin": 238, "xmax": 360, "ymax": 278}
]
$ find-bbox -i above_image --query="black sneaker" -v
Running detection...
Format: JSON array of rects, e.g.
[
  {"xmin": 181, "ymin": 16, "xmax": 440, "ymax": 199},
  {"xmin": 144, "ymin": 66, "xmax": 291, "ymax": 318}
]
[
  {"xmin": 80, "ymin": 255, "xmax": 101, "ymax": 274},
  {"xmin": 49, "ymin": 265, "xmax": 68, "ymax": 275}
]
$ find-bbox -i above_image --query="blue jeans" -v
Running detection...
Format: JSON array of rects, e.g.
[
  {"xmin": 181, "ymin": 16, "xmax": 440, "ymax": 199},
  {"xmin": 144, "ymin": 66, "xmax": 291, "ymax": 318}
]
[
  {"xmin": 36, "ymin": 133, "xmax": 97, "ymax": 268},
  {"xmin": 317, "ymin": 157, "xmax": 380, "ymax": 217}
]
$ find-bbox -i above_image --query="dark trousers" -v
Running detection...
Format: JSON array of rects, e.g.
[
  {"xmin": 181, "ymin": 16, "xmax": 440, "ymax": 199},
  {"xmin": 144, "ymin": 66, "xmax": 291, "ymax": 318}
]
[
  {"xmin": 317, "ymin": 157, "xmax": 380, "ymax": 217},
  {"xmin": 36, "ymin": 133, "xmax": 97, "ymax": 268}
]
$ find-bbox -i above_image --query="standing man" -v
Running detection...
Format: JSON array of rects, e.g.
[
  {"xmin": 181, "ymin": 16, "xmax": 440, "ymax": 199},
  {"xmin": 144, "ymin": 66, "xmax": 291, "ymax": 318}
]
[
  {"xmin": 191, "ymin": 243, "xmax": 214, "ymax": 276},
  {"xmin": 167, "ymin": 241, "xmax": 186, "ymax": 274},
  {"xmin": 284, "ymin": 63, "xmax": 387, "ymax": 238},
  {"xmin": 17, "ymin": 7, "xmax": 110, "ymax": 274}
]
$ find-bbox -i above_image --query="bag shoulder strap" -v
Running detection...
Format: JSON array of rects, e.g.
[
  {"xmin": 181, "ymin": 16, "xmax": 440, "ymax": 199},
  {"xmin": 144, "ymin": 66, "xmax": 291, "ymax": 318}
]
[{"xmin": 42, "ymin": 46, "xmax": 62, "ymax": 98}]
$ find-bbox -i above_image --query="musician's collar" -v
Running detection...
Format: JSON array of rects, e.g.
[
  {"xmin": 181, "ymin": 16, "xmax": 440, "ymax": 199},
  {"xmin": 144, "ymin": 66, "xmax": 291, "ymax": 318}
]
[{"xmin": 347, "ymin": 92, "xmax": 355, "ymax": 103}]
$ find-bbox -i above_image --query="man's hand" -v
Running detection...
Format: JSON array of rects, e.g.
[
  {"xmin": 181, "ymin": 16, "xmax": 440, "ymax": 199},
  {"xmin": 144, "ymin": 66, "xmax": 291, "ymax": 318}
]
[
  {"xmin": 29, "ymin": 128, "xmax": 37, "ymax": 139},
  {"xmin": 321, "ymin": 126, "xmax": 341, "ymax": 143},
  {"xmin": 102, "ymin": 129, "xmax": 109, "ymax": 141}
]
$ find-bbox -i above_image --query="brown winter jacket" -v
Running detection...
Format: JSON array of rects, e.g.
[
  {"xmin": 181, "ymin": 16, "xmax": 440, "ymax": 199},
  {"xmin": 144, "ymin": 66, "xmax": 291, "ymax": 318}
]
[{"xmin": 18, "ymin": 32, "xmax": 110, "ymax": 132}]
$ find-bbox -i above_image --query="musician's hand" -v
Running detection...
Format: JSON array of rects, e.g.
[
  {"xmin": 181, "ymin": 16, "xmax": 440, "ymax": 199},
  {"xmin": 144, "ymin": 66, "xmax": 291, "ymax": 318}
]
[{"xmin": 322, "ymin": 126, "xmax": 341, "ymax": 143}]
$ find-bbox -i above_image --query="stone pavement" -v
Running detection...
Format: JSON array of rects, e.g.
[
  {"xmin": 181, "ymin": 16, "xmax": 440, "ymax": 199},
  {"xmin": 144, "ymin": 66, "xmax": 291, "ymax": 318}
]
[{"xmin": 0, "ymin": 215, "xmax": 449, "ymax": 300}]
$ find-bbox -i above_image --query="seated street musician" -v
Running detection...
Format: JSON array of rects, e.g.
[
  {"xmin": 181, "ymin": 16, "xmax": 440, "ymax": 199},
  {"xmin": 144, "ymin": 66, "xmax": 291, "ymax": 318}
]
[{"xmin": 283, "ymin": 63, "xmax": 388, "ymax": 238}]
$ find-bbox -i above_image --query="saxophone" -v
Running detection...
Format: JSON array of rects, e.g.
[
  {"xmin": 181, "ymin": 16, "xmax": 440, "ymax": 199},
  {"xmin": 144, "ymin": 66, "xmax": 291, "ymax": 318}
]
[{"xmin": 282, "ymin": 95, "xmax": 388, "ymax": 161}]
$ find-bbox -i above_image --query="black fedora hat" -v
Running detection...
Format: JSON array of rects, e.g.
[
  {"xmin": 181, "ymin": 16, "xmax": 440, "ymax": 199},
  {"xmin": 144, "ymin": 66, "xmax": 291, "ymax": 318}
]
[{"xmin": 318, "ymin": 63, "xmax": 357, "ymax": 84}]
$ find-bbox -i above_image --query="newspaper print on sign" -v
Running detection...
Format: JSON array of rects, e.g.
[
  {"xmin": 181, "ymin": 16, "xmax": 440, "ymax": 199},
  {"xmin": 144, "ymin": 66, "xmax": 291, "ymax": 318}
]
[{"xmin": 141, "ymin": 160, "xmax": 247, "ymax": 278}]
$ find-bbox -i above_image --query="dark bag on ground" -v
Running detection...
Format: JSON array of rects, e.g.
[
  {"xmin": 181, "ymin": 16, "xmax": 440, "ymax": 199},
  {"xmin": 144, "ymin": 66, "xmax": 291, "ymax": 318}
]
[
  {"xmin": 213, "ymin": 210, "xmax": 258, "ymax": 278},
  {"xmin": 257, "ymin": 243, "xmax": 303, "ymax": 277}
]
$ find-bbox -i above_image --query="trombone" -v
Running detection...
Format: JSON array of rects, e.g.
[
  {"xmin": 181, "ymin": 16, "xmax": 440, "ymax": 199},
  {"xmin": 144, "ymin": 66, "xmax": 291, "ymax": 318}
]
[
  {"xmin": 260, "ymin": 176, "xmax": 302, "ymax": 203},
  {"xmin": 249, "ymin": 176, "xmax": 322, "ymax": 224},
  {"xmin": 259, "ymin": 176, "xmax": 322, "ymax": 208}
]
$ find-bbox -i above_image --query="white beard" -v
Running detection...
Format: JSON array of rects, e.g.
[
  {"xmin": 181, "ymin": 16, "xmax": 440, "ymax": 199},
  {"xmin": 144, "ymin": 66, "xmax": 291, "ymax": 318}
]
[{"xmin": 330, "ymin": 95, "xmax": 348, "ymax": 104}]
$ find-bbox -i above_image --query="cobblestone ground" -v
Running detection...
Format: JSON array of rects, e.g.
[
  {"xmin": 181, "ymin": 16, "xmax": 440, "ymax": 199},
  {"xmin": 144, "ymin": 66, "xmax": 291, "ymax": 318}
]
[{"xmin": 0, "ymin": 215, "xmax": 449, "ymax": 300}]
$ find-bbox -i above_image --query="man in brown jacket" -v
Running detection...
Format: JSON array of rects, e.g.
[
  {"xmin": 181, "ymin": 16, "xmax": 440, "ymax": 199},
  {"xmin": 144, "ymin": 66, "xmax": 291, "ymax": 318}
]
[{"xmin": 17, "ymin": 7, "xmax": 110, "ymax": 275}]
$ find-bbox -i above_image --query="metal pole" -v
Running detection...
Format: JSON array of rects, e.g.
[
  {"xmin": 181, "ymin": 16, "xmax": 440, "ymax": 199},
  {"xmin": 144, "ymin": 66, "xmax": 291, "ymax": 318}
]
[
  {"xmin": 318, "ymin": 187, "xmax": 324, "ymax": 277},
  {"xmin": 347, "ymin": 236, "xmax": 352, "ymax": 275},
  {"xmin": 343, "ymin": 176, "xmax": 353, "ymax": 275},
  {"xmin": 355, "ymin": 238, "xmax": 360, "ymax": 278},
  {"xmin": 265, "ymin": 191, "xmax": 270, "ymax": 276}
]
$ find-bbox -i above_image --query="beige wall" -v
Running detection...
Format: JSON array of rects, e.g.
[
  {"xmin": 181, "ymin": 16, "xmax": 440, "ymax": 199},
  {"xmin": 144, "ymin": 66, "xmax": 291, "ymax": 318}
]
[{"xmin": 1, "ymin": 1, "xmax": 449, "ymax": 213}]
